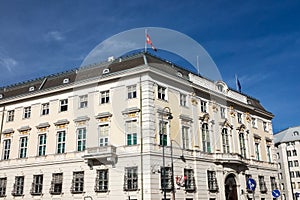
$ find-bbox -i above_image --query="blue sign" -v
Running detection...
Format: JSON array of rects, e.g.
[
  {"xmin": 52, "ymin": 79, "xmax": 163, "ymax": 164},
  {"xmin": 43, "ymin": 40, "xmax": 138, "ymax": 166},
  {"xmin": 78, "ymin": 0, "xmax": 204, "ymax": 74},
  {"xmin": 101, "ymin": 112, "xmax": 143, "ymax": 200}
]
[
  {"xmin": 296, "ymin": 192, "xmax": 300, "ymax": 198},
  {"xmin": 247, "ymin": 178, "xmax": 256, "ymax": 191},
  {"xmin": 272, "ymin": 189, "xmax": 280, "ymax": 198}
]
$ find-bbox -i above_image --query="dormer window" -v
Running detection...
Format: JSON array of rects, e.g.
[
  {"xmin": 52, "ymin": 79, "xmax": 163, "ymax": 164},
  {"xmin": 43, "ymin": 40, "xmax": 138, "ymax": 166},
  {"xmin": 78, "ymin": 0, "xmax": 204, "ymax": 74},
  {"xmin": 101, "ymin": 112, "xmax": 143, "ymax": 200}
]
[
  {"xmin": 217, "ymin": 84, "xmax": 224, "ymax": 92},
  {"xmin": 215, "ymin": 81, "xmax": 228, "ymax": 93},
  {"xmin": 0, "ymin": 94, "xmax": 3, "ymax": 99},
  {"xmin": 63, "ymin": 78, "xmax": 69, "ymax": 84},
  {"xmin": 29, "ymin": 86, "xmax": 35, "ymax": 92},
  {"xmin": 102, "ymin": 69, "xmax": 110, "ymax": 74},
  {"xmin": 177, "ymin": 72, "xmax": 183, "ymax": 77}
]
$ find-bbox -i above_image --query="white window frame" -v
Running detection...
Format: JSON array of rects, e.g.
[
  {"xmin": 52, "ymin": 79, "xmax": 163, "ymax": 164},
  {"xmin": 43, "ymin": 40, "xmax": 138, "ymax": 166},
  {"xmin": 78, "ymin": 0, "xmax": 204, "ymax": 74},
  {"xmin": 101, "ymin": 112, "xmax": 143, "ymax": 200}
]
[
  {"xmin": 79, "ymin": 95, "xmax": 88, "ymax": 108},
  {"xmin": 222, "ymin": 128, "xmax": 230, "ymax": 153},
  {"xmin": 125, "ymin": 120, "xmax": 138, "ymax": 146},
  {"xmin": 237, "ymin": 112, "xmax": 243, "ymax": 124},
  {"xmin": 99, "ymin": 124, "xmax": 109, "ymax": 146},
  {"xmin": 60, "ymin": 99, "xmax": 68, "ymax": 112},
  {"xmin": 19, "ymin": 137, "xmax": 28, "ymax": 158},
  {"xmin": 77, "ymin": 127, "xmax": 86, "ymax": 151},
  {"xmin": 3, "ymin": 139, "xmax": 11, "ymax": 160},
  {"xmin": 157, "ymin": 85, "xmax": 167, "ymax": 101},
  {"xmin": 23, "ymin": 106, "xmax": 31, "ymax": 119},
  {"xmin": 180, "ymin": 93, "xmax": 187, "ymax": 107},
  {"xmin": 7, "ymin": 110, "xmax": 14, "ymax": 122},
  {"xmin": 220, "ymin": 107, "xmax": 226, "ymax": 119},
  {"xmin": 100, "ymin": 91, "xmax": 110, "ymax": 104},
  {"xmin": 38, "ymin": 134, "xmax": 47, "ymax": 156},
  {"xmin": 200, "ymin": 100, "xmax": 207, "ymax": 113},
  {"xmin": 127, "ymin": 85, "xmax": 137, "ymax": 99},
  {"xmin": 41, "ymin": 103, "xmax": 49, "ymax": 115},
  {"xmin": 57, "ymin": 130, "xmax": 66, "ymax": 154},
  {"xmin": 182, "ymin": 126, "xmax": 190, "ymax": 149}
]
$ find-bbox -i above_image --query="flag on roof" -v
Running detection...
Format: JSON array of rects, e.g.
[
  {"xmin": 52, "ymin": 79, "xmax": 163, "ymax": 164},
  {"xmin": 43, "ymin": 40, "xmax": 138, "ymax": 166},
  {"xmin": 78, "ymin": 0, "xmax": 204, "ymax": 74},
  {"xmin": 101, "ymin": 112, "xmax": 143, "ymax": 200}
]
[
  {"xmin": 146, "ymin": 33, "xmax": 157, "ymax": 51},
  {"xmin": 235, "ymin": 74, "xmax": 242, "ymax": 92}
]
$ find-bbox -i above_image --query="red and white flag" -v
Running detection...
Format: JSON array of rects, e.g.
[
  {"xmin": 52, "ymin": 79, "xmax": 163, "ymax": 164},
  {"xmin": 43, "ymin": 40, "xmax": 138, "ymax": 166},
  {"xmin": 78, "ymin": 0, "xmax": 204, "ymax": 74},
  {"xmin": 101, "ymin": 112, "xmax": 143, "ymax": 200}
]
[{"xmin": 146, "ymin": 33, "xmax": 157, "ymax": 51}]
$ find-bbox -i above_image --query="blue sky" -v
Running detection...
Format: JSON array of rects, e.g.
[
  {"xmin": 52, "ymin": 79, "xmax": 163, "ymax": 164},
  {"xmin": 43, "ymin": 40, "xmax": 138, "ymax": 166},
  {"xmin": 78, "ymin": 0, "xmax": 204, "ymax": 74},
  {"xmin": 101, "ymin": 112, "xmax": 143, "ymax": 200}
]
[{"xmin": 0, "ymin": 0, "xmax": 299, "ymax": 132}]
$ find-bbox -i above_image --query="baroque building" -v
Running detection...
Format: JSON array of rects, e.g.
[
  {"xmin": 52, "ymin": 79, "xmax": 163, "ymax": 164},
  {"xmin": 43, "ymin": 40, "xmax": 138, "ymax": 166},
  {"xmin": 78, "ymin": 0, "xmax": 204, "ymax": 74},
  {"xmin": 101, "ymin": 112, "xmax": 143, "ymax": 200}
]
[
  {"xmin": 0, "ymin": 52, "xmax": 277, "ymax": 200},
  {"xmin": 274, "ymin": 126, "xmax": 300, "ymax": 200}
]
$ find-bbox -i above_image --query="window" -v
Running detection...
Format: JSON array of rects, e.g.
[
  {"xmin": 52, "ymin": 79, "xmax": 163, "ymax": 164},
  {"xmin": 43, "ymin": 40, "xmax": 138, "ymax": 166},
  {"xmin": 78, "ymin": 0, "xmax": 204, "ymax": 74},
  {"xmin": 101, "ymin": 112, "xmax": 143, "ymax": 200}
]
[
  {"xmin": 99, "ymin": 124, "xmax": 109, "ymax": 146},
  {"xmin": 100, "ymin": 91, "xmax": 109, "ymax": 104},
  {"xmin": 184, "ymin": 169, "xmax": 196, "ymax": 191},
  {"xmin": 79, "ymin": 95, "xmax": 88, "ymax": 108},
  {"xmin": 50, "ymin": 173, "xmax": 63, "ymax": 195},
  {"xmin": 23, "ymin": 106, "xmax": 31, "ymax": 119},
  {"xmin": 160, "ymin": 167, "xmax": 172, "ymax": 190},
  {"xmin": 295, "ymin": 160, "xmax": 299, "ymax": 167},
  {"xmin": 71, "ymin": 171, "xmax": 84, "ymax": 193},
  {"xmin": 60, "ymin": 99, "xmax": 68, "ymax": 112},
  {"xmin": 182, "ymin": 126, "xmax": 190, "ymax": 149},
  {"xmin": 287, "ymin": 150, "xmax": 291, "ymax": 157},
  {"xmin": 63, "ymin": 78, "xmax": 69, "ymax": 84},
  {"xmin": 38, "ymin": 134, "xmax": 47, "ymax": 156},
  {"xmin": 290, "ymin": 171, "xmax": 295, "ymax": 178},
  {"xmin": 267, "ymin": 146, "xmax": 271, "ymax": 162},
  {"xmin": 0, "ymin": 178, "xmax": 7, "ymax": 197},
  {"xmin": 279, "ymin": 173, "xmax": 282, "ymax": 179},
  {"xmin": 159, "ymin": 121, "xmax": 168, "ymax": 146},
  {"xmin": 180, "ymin": 93, "xmax": 187, "ymax": 106},
  {"xmin": 31, "ymin": 175, "xmax": 43, "ymax": 195},
  {"xmin": 126, "ymin": 120, "xmax": 137, "ymax": 146},
  {"xmin": 7, "ymin": 110, "xmax": 14, "ymax": 122},
  {"xmin": 3, "ymin": 139, "xmax": 11, "ymax": 160},
  {"xmin": 222, "ymin": 128, "xmax": 230, "ymax": 153},
  {"xmin": 57, "ymin": 131, "xmax": 66, "ymax": 154},
  {"xmin": 19, "ymin": 137, "xmax": 28, "ymax": 158},
  {"xmin": 95, "ymin": 169, "xmax": 108, "ymax": 192},
  {"xmin": 259, "ymin": 176, "xmax": 267, "ymax": 193},
  {"xmin": 255, "ymin": 143, "xmax": 260, "ymax": 161},
  {"xmin": 251, "ymin": 117, "xmax": 257, "ymax": 128},
  {"xmin": 207, "ymin": 171, "xmax": 218, "ymax": 192},
  {"xmin": 77, "ymin": 128, "xmax": 86, "ymax": 151},
  {"xmin": 239, "ymin": 133, "xmax": 246, "ymax": 158},
  {"xmin": 220, "ymin": 107, "xmax": 226, "ymax": 119},
  {"xmin": 237, "ymin": 113, "xmax": 242, "ymax": 124},
  {"xmin": 158, "ymin": 86, "xmax": 166, "ymax": 100},
  {"xmin": 200, "ymin": 100, "xmax": 207, "ymax": 113},
  {"xmin": 41, "ymin": 103, "xmax": 49, "ymax": 115},
  {"xmin": 296, "ymin": 171, "xmax": 300, "ymax": 177},
  {"xmin": 293, "ymin": 150, "xmax": 297, "ymax": 156},
  {"xmin": 202, "ymin": 123, "xmax": 211, "ymax": 153},
  {"xmin": 127, "ymin": 85, "xmax": 137, "ymax": 99},
  {"xmin": 263, "ymin": 122, "xmax": 268, "ymax": 132},
  {"xmin": 292, "ymin": 182, "xmax": 296, "ymax": 189},
  {"xmin": 288, "ymin": 161, "xmax": 293, "ymax": 167},
  {"xmin": 124, "ymin": 167, "xmax": 138, "ymax": 191},
  {"xmin": 12, "ymin": 176, "xmax": 24, "ymax": 196},
  {"xmin": 217, "ymin": 84, "xmax": 224, "ymax": 92}
]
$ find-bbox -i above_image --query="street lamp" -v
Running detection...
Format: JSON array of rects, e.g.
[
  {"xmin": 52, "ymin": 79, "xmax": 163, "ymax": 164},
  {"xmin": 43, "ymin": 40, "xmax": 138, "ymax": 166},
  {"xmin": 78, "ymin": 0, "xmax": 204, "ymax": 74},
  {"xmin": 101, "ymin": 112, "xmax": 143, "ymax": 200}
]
[{"xmin": 161, "ymin": 107, "xmax": 173, "ymax": 200}]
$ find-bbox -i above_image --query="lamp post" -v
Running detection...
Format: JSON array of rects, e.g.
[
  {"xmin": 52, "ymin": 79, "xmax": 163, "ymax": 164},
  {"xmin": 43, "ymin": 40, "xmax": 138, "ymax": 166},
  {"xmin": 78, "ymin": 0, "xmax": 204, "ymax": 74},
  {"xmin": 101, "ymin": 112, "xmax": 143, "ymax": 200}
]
[{"xmin": 161, "ymin": 107, "xmax": 173, "ymax": 200}]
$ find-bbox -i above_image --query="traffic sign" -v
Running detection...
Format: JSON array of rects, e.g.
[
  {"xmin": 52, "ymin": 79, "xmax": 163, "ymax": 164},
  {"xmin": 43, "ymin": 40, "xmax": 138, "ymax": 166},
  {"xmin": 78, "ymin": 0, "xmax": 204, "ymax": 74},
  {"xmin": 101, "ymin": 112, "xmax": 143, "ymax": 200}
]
[
  {"xmin": 272, "ymin": 189, "xmax": 280, "ymax": 198},
  {"xmin": 296, "ymin": 192, "xmax": 300, "ymax": 198},
  {"xmin": 247, "ymin": 178, "xmax": 256, "ymax": 191}
]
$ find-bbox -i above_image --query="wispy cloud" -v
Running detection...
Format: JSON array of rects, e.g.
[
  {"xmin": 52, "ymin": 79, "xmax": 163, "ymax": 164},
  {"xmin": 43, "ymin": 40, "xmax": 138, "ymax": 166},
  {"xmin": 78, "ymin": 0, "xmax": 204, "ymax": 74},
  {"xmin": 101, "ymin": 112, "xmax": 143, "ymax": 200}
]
[
  {"xmin": 45, "ymin": 31, "xmax": 65, "ymax": 41},
  {"xmin": 0, "ymin": 53, "xmax": 17, "ymax": 72}
]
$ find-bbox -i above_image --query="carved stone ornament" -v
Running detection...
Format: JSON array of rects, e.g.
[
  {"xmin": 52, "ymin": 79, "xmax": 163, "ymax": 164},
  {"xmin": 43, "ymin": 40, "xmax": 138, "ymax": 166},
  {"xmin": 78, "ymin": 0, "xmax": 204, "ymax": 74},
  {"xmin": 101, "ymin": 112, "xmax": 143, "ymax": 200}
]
[
  {"xmin": 222, "ymin": 119, "xmax": 233, "ymax": 129},
  {"xmin": 237, "ymin": 124, "xmax": 246, "ymax": 132},
  {"xmin": 229, "ymin": 106, "xmax": 236, "ymax": 117},
  {"xmin": 199, "ymin": 113, "xmax": 210, "ymax": 122},
  {"xmin": 245, "ymin": 112, "xmax": 251, "ymax": 122}
]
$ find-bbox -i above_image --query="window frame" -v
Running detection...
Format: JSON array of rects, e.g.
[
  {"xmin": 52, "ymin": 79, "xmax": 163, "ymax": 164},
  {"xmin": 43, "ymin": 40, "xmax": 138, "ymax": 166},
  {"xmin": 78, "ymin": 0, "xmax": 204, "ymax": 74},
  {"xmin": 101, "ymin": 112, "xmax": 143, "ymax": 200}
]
[
  {"xmin": 100, "ymin": 90, "xmax": 110, "ymax": 104},
  {"xmin": 222, "ymin": 128, "xmax": 230, "ymax": 153},
  {"xmin": 3, "ymin": 139, "xmax": 11, "ymax": 160},
  {"xmin": 239, "ymin": 132, "xmax": 246, "ymax": 158},
  {"xmin": 182, "ymin": 126, "xmax": 190, "ymax": 150},
  {"xmin": 207, "ymin": 171, "xmax": 218, "ymax": 192},
  {"xmin": 202, "ymin": 123, "xmax": 211, "ymax": 153},
  {"xmin": 184, "ymin": 169, "xmax": 196, "ymax": 192},
  {"xmin": 79, "ymin": 95, "xmax": 88, "ymax": 108},
  {"xmin": 23, "ymin": 106, "xmax": 31, "ymax": 119},
  {"xmin": 160, "ymin": 167, "xmax": 172, "ymax": 191},
  {"xmin": 180, "ymin": 93, "xmax": 187, "ymax": 107},
  {"xmin": 57, "ymin": 131, "xmax": 66, "ymax": 154},
  {"xmin": 157, "ymin": 85, "xmax": 167, "ymax": 101},
  {"xmin": 12, "ymin": 176, "xmax": 24, "ymax": 196},
  {"xmin": 31, "ymin": 174, "xmax": 43, "ymax": 195},
  {"xmin": 71, "ymin": 171, "xmax": 84, "ymax": 194},
  {"xmin": 77, "ymin": 127, "xmax": 86, "ymax": 151},
  {"xmin": 99, "ymin": 124, "xmax": 109, "ymax": 146},
  {"xmin": 38, "ymin": 134, "xmax": 47, "ymax": 156},
  {"xmin": 127, "ymin": 85, "xmax": 137, "ymax": 99},
  {"xmin": 7, "ymin": 110, "xmax": 14, "ymax": 122},
  {"xmin": 50, "ymin": 173, "xmax": 63, "ymax": 195},
  {"xmin": 0, "ymin": 177, "xmax": 7, "ymax": 197},
  {"xmin": 59, "ymin": 99, "xmax": 68, "ymax": 112},
  {"xmin": 19, "ymin": 137, "xmax": 28, "ymax": 158},
  {"xmin": 95, "ymin": 169, "xmax": 108, "ymax": 192},
  {"xmin": 200, "ymin": 100, "xmax": 207, "ymax": 113},
  {"xmin": 159, "ymin": 121, "xmax": 169, "ymax": 146},
  {"xmin": 126, "ymin": 120, "xmax": 137, "ymax": 146},
  {"xmin": 41, "ymin": 103, "xmax": 49, "ymax": 115},
  {"xmin": 124, "ymin": 167, "xmax": 138, "ymax": 191}
]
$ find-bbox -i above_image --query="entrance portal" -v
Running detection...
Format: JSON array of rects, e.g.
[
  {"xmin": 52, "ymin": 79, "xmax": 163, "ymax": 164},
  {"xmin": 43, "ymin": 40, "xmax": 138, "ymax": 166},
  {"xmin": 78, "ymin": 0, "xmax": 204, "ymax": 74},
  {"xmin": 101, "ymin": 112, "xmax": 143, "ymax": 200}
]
[{"xmin": 225, "ymin": 174, "xmax": 238, "ymax": 200}]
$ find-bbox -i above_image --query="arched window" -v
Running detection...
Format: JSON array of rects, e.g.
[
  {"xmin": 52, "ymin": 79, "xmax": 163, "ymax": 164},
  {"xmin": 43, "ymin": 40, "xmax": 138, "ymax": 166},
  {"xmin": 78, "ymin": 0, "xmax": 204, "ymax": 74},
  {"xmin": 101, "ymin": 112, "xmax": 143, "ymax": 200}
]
[
  {"xmin": 239, "ymin": 132, "xmax": 246, "ymax": 158},
  {"xmin": 222, "ymin": 128, "xmax": 230, "ymax": 153},
  {"xmin": 202, "ymin": 123, "xmax": 211, "ymax": 153}
]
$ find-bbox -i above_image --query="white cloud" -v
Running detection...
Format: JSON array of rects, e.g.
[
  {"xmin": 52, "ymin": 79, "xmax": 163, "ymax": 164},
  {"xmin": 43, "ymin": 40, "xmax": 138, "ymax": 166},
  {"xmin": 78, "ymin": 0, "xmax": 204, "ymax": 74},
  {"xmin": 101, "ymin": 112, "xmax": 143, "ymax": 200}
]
[
  {"xmin": 0, "ymin": 55, "xmax": 17, "ymax": 72},
  {"xmin": 45, "ymin": 31, "xmax": 65, "ymax": 41}
]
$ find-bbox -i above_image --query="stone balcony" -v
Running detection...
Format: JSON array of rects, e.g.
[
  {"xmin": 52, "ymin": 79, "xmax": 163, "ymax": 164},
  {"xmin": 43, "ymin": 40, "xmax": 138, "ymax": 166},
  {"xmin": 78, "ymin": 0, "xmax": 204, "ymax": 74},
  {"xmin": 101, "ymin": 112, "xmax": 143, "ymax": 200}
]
[
  {"xmin": 83, "ymin": 145, "xmax": 117, "ymax": 168},
  {"xmin": 214, "ymin": 153, "xmax": 247, "ymax": 165}
]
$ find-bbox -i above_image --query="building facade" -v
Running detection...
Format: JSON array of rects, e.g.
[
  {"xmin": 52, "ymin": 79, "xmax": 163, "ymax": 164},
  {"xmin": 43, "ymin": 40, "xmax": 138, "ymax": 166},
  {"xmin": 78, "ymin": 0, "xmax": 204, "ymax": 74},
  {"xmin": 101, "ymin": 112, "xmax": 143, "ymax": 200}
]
[
  {"xmin": 274, "ymin": 126, "xmax": 300, "ymax": 200},
  {"xmin": 0, "ymin": 53, "xmax": 277, "ymax": 200}
]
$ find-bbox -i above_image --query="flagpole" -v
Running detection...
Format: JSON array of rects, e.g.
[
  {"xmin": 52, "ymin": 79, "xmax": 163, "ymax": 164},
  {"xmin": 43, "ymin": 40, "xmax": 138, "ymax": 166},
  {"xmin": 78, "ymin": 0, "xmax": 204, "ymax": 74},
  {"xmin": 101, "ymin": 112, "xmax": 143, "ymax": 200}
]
[
  {"xmin": 144, "ymin": 29, "xmax": 147, "ymax": 53},
  {"xmin": 196, "ymin": 55, "xmax": 199, "ymax": 76}
]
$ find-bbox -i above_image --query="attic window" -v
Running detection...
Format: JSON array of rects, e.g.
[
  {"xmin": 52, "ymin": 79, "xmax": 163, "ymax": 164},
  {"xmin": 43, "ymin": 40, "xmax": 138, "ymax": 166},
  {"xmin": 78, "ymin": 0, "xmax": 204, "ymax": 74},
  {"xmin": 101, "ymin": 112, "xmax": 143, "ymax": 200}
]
[
  {"xmin": 217, "ymin": 84, "xmax": 224, "ymax": 92},
  {"xmin": 294, "ymin": 131, "xmax": 299, "ymax": 136},
  {"xmin": 103, "ymin": 68, "xmax": 110, "ymax": 74},
  {"xmin": 63, "ymin": 78, "xmax": 70, "ymax": 84},
  {"xmin": 29, "ymin": 86, "xmax": 35, "ymax": 92},
  {"xmin": 177, "ymin": 72, "xmax": 183, "ymax": 77},
  {"xmin": 0, "ymin": 94, "xmax": 3, "ymax": 99}
]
